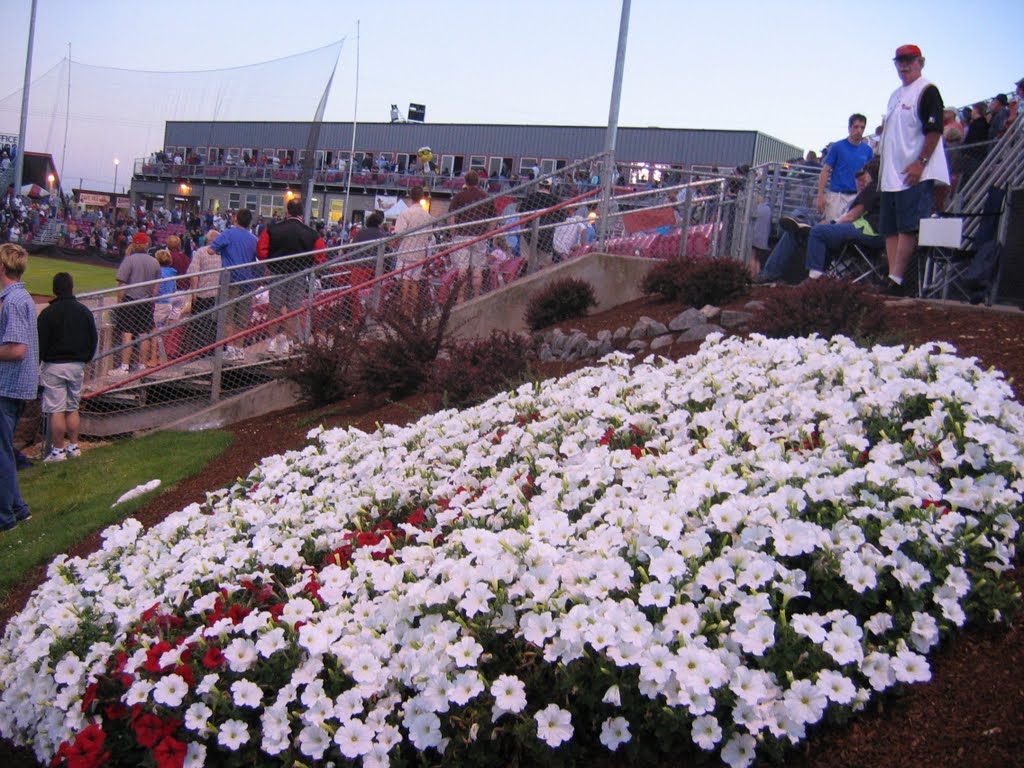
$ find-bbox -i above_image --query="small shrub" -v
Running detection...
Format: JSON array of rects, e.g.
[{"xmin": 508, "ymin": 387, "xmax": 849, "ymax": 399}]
[
  {"xmin": 356, "ymin": 275, "xmax": 461, "ymax": 400},
  {"xmin": 286, "ymin": 318, "xmax": 367, "ymax": 407},
  {"xmin": 429, "ymin": 331, "xmax": 536, "ymax": 407},
  {"xmin": 753, "ymin": 277, "xmax": 888, "ymax": 340},
  {"xmin": 525, "ymin": 278, "xmax": 597, "ymax": 331},
  {"xmin": 641, "ymin": 256, "xmax": 751, "ymax": 307}
]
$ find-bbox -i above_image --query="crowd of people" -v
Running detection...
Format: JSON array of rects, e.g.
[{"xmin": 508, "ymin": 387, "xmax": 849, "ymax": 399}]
[{"xmin": 753, "ymin": 49, "xmax": 1020, "ymax": 300}]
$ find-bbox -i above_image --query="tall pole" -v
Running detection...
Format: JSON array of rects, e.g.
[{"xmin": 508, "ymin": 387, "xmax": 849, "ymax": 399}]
[
  {"xmin": 599, "ymin": 0, "xmax": 630, "ymax": 244},
  {"xmin": 343, "ymin": 20, "xmax": 360, "ymax": 230},
  {"xmin": 113, "ymin": 158, "xmax": 119, "ymax": 195},
  {"xmin": 60, "ymin": 43, "xmax": 71, "ymax": 195},
  {"xmin": 13, "ymin": 0, "xmax": 39, "ymax": 196}
]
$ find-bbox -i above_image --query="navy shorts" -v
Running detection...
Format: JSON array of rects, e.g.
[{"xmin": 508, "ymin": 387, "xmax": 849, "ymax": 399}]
[{"xmin": 879, "ymin": 181, "xmax": 934, "ymax": 237}]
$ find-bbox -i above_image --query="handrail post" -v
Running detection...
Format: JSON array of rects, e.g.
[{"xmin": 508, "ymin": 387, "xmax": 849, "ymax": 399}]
[
  {"xmin": 210, "ymin": 270, "xmax": 230, "ymax": 403},
  {"xmin": 371, "ymin": 242, "xmax": 387, "ymax": 310}
]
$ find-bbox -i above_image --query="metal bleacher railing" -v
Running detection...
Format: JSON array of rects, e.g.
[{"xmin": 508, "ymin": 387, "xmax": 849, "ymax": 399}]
[{"xmin": 79, "ymin": 153, "xmax": 758, "ymax": 436}]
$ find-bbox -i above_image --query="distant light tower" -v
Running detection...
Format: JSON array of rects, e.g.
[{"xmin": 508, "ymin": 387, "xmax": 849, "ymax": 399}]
[{"xmin": 113, "ymin": 158, "xmax": 120, "ymax": 194}]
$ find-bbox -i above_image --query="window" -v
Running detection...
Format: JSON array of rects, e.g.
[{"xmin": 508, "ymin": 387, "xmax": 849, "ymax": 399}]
[
  {"xmin": 245, "ymin": 193, "xmax": 258, "ymax": 210},
  {"xmin": 196, "ymin": 147, "xmax": 208, "ymax": 162},
  {"xmin": 520, "ymin": 157, "xmax": 538, "ymax": 175},
  {"xmin": 229, "ymin": 192, "xmax": 241, "ymax": 209},
  {"xmin": 440, "ymin": 155, "xmax": 464, "ymax": 177},
  {"xmin": 260, "ymin": 194, "xmax": 285, "ymax": 218},
  {"xmin": 227, "ymin": 148, "xmax": 240, "ymax": 164},
  {"xmin": 469, "ymin": 155, "xmax": 486, "ymax": 172},
  {"xmin": 329, "ymin": 198, "xmax": 345, "ymax": 223},
  {"xmin": 395, "ymin": 153, "xmax": 411, "ymax": 173},
  {"xmin": 540, "ymin": 159, "xmax": 557, "ymax": 176},
  {"xmin": 487, "ymin": 157, "xmax": 503, "ymax": 177}
]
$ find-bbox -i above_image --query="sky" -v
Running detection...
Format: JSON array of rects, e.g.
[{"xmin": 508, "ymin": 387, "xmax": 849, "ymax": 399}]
[{"xmin": 1, "ymin": 0, "xmax": 1021, "ymax": 191}]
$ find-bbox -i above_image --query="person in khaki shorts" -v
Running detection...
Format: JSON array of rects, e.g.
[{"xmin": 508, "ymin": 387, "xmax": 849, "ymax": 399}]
[{"xmin": 37, "ymin": 272, "xmax": 98, "ymax": 462}]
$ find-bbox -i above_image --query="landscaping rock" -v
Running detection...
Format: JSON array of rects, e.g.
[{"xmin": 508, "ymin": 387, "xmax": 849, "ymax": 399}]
[
  {"xmin": 744, "ymin": 300, "xmax": 766, "ymax": 312},
  {"xmin": 719, "ymin": 310, "xmax": 753, "ymax": 329},
  {"xmin": 596, "ymin": 338, "xmax": 614, "ymax": 356},
  {"xmin": 629, "ymin": 316, "xmax": 661, "ymax": 340},
  {"xmin": 678, "ymin": 323, "xmax": 724, "ymax": 342},
  {"xmin": 626, "ymin": 339, "xmax": 648, "ymax": 352},
  {"xmin": 669, "ymin": 308, "xmax": 706, "ymax": 332},
  {"xmin": 650, "ymin": 335, "xmax": 674, "ymax": 351},
  {"xmin": 613, "ymin": 326, "xmax": 630, "ymax": 341},
  {"xmin": 700, "ymin": 305, "xmax": 721, "ymax": 321}
]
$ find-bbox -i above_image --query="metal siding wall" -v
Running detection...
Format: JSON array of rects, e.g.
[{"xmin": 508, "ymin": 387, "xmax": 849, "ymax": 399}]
[{"xmin": 163, "ymin": 122, "xmax": 802, "ymax": 168}]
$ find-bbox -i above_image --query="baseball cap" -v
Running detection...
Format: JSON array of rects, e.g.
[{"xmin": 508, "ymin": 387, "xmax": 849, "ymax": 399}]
[
  {"xmin": 539, "ymin": 177, "xmax": 553, "ymax": 188},
  {"xmin": 893, "ymin": 44, "xmax": 922, "ymax": 60},
  {"xmin": 132, "ymin": 232, "xmax": 150, "ymax": 245}
]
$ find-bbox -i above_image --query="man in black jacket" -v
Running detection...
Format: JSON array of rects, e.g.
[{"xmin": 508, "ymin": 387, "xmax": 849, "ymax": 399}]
[
  {"xmin": 37, "ymin": 272, "xmax": 98, "ymax": 462},
  {"xmin": 255, "ymin": 198, "xmax": 327, "ymax": 354}
]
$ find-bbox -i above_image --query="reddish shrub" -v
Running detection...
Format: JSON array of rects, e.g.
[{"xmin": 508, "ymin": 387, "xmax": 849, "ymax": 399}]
[{"xmin": 753, "ymin": 277, "xmax": 888, "ymax": 340}]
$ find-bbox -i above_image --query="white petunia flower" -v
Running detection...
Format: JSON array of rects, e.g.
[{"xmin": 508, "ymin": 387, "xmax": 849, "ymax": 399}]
[
  {"xmin": 217, "ymin": 718, "xmax": 250, "ymax": 750},
  {"xmin": 534, "ymin": 703, "xmax": 573, "ymax": 747},
  {"xmin": 599, "ymin": 715, "xmax": 631, "ymax": 750},
  {"xmin": 230, "ymin": 679, "xmax": 263, "ymax": 708},
  {"xmin": 152, "ymin": 673, "xmax": 189, "ymax": 708},
  {"xmin": 490, "ymin": 674, "xmax": 527, "ymax": 715},
  {"xmin": 690, "ymin": 713, "xmax": 722, "ymax": 750}
]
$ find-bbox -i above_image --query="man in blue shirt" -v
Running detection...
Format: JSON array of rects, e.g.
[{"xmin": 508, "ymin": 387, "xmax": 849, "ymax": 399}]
[
  {"xmin": 817, "ymin": 114, "xmax": 874, "ymax": 222},
  {"xmin": 211, "ymin": 208, "xmax": 258, "ymax": 360},
  {"xmin": 0, "ymin": 244, "xmax": 39, "ymax": 532}
]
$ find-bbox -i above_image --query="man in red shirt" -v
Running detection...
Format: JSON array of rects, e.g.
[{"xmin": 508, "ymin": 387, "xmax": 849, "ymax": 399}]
[
  {"xmin": 256, "ymin": 198, "xmax": 327, "ymax": 354},
  {"xmin": 446, "ymin": 171, "xmax": 493, "ymax": 299}
]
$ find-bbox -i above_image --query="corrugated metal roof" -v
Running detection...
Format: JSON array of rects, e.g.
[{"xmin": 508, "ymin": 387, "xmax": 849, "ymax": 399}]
[{"xmin": 163, "ymin": 121, "xmax": 801, "ymax": 168}]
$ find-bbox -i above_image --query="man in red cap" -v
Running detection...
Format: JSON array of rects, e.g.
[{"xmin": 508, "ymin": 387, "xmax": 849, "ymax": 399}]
[{"xmin": 877, "ymin": 44, "xmax": 949, "ymax": 296}]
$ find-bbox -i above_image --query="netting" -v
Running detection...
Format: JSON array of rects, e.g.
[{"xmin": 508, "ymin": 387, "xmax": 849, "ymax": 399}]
[{"xmin": 0, "ymin": 40, "xmax": 345, "ymax": 190}]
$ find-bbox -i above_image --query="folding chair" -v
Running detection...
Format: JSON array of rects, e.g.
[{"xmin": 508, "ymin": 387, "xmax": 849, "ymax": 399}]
[
  {"xmin": 919, "ymin": 186, "xmax": 1006, "ymax": 302},
  {"xmin": 828, "ymin": 239, "xmax": 886, "ymax": 284},
  {"xmin": 918, "ymin": 217, "xmax": 967, "ymax": 299}
]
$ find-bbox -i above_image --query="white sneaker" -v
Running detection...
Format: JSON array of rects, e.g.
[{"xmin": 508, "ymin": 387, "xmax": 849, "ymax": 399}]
[
  {"xmin": 277, "ymin": 336, "xmax": 292, "ymax": 355},
  {"xmin": 43, "ymin": 448, "xmax": 66, "ymax": 463},
  {"xmin": 65, "ymin": 444, "xmax": 81, "ymax": 458},
  {"xmin": 110, "ymin": 363, "xmax": 131, "ymax": 377},
  {"xmin": 223, "ymin": 346, "xmax": 245, "ymax": 361},
  {"xmin": 266, "ymin": 336, "xmax": 279, "ymax": 355}
]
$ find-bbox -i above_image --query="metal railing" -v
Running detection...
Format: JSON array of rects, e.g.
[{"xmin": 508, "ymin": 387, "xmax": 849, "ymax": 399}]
[{"xmin": 81, "ymin": 154, "xmax": 755, "ymax": 434}]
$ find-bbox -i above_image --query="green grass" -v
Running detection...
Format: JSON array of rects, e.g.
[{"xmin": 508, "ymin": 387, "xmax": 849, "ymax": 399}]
[
  {"xmin": 0, "ymin": 429, "xmax": 234, "ymax": 609},
  {"xmin": 24, "ymin": 255, "xmax": 117, "ymax": 297}
]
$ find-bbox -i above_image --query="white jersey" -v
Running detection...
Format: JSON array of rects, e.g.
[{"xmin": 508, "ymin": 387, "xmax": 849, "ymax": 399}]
[{"xmin": 880, "ymin": 76, "xmax": 950, "ymax": 192}]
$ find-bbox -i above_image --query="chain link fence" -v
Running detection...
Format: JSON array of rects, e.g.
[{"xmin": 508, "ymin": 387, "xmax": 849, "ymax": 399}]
[{"xmin": 77, "ymin": 154, "xmax": 767, "ymax": 436}]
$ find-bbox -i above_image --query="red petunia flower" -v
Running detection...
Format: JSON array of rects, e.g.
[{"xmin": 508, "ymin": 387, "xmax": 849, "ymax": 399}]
[
  {"xmin": 153, "ymin": 735, "xmax": 188, "ymax": 768},
  {"xmin": 201, "ymin": 646, "xmax": 224, "ymax": 670}
]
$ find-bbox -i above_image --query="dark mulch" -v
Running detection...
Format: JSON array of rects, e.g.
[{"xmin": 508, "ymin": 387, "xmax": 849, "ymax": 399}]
[{"xmin": 3, "ymin": 290, "xmax": 1024, "ymax": 767}]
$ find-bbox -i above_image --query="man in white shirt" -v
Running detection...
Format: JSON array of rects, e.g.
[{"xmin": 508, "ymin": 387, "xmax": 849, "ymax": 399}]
[{"xmin": 878, "ymin": 44, "xmax": 949, "ymax": 297}]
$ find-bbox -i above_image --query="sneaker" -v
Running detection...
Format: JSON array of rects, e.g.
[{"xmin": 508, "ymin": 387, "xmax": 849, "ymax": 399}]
[
  {"xmin": 43, "ymin": 448, "xmax": 66, "ymax": 463},
  {"xmin": 266, "ymin": 336, "xmax": 279, "ymax": 355},
  {"xmin": 780, "ymin": 216, "xmax": 812, "ymax": 238},
  {"xmin": 110, "ymin": 363, "xmax": 131, "ymax": 377},
  {"xmin": 65, "ymin": 444, "xmax": 81, "ymax": 458},
  {"xmin": 223, "ymin": 346, "xmax": 245, "ymax": 361},
  {"xmin": 879, "ymin": 279, "xmax": 907, "ymax": 298},
  {"xmin": 277, "ymin": 337, "xmax": 292, "ymax": 355}
]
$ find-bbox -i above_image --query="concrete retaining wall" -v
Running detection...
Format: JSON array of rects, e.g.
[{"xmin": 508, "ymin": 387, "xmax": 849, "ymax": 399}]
[{"xmin": 446, "ymin": 252, "xmax": 655, "ymax": 340}]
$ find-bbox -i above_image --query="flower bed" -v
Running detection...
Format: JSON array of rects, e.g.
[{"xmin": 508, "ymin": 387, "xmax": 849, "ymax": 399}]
[{"xmin": 2, "ymin": 334, "xmax": 1022, "ymax": 768}]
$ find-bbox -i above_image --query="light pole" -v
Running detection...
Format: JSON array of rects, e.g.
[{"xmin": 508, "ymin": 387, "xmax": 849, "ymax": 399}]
[{"xmin": 113, "ymin": 158, "xmax": 119, "ymax": 195}]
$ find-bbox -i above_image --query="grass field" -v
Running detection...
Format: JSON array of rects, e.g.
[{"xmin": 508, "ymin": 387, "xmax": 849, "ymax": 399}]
[
  {"xmin": 0, "ymin": 429, "xmax": 233, "ymax": 609},
  {"xmin": 24, "ymin": 254, "xmax": 116, "ymax": 297}
]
